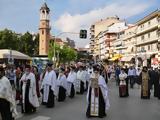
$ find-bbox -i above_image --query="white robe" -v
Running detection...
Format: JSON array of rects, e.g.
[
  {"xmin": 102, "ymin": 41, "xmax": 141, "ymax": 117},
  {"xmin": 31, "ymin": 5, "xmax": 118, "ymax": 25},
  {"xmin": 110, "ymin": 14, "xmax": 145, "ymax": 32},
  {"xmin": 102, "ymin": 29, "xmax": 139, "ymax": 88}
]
[
  {"xmin": 55, "ymin": 74, "xmax": 67, "ymax": 96},
  {"xmin": 76, "ymin": 70, "xmax": 86, "ymax": 92},
  {"xmin": 41, "ymin": 70, "xmax": 57, "ymax": 102},
  {"xmin": 20, "ymin": 72, "xmax": 39, "ymax": 108},
  {"xmin": 119, "ymin": 72, "xmax": 127, "ymax": 85},
  {"xmin": 67, "ymin": 71, "xmax": 76, "ymax": 95},
  {"xmin": 0, "ymin": 76, "xmax": 18, "ymax": 118},
  {"xmin": 87, "ymin": 73, "xmax": 110, "ymax": 111}
]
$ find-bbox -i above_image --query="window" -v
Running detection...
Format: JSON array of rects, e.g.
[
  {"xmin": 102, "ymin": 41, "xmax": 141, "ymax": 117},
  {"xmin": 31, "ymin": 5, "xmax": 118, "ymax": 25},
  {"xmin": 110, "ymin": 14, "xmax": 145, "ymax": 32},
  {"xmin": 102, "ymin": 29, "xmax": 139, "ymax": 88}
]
[
  {"xmin": 148, "ymin": 45, "xmax": 150, "ymax": 51},
  {"xmin": 148, "ymin": 21, "xmax": 151, "ymax": 26},
  {"xmin": 157, "ymin": 30, "xmax": 160, "ymax": 37},
  {"xmin": 141, "ymin": 35, "xmax": 144, "ymax": 41},
  {"xmin": 42, "ymin": 10, "xmax": 45, "ymax": 14},
  {"xmin": 157, "ymin": 17, "xmax": 160, "ymax": 23},
  {"xmin": 148, "ymin": 33, "xmax": 150, "ymax": 38},
  {"xmin": 42, "ymin": 30, "xmax": 44, "ymax": 35}
]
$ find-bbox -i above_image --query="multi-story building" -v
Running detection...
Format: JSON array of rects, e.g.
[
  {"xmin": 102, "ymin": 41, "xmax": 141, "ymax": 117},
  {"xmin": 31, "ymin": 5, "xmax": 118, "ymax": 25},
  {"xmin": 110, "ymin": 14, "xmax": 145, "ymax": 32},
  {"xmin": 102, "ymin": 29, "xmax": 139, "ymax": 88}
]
[
  {"xmin": 109, "ymin": 22, "xmax": 128, "ymax": 56},
  {"xmin": 135, "ymin": 9, "xmax": 160, "ymax": 67},
  {"xmin": 89, "ymin": 9, "xmax": 160, "ymax": 67},
  {"xmin": 96, "ymin": 21, "xmax": 128, "ymax": 60},
  {"xmin": 89, "ymin": 17, "xmax": 121, "ymax": 59},
  {"xmin": 120, "ymin": 25, "xmax": 137, "ymax": 62}
]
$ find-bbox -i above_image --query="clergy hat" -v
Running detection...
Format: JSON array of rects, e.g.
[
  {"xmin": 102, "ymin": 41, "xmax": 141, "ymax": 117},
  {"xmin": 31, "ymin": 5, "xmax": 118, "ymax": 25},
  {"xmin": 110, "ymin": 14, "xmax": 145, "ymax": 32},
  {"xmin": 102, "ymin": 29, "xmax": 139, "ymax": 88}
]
[
  {"xmin": 47, "ymin": 61, "xmax": 53, "ymax": 67},
  {"xmin": 93, "ymin": 64, "xmax": 100, "ymax": 72}
]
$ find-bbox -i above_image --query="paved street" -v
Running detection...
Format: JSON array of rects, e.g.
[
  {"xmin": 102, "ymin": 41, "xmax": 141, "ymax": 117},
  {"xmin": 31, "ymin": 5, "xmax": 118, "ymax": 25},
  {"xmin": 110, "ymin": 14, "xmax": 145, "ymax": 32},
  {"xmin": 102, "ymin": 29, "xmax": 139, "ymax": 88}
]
[{"xmin": 17, "ymin": 81, "xmax": 160, "ymax": 120}]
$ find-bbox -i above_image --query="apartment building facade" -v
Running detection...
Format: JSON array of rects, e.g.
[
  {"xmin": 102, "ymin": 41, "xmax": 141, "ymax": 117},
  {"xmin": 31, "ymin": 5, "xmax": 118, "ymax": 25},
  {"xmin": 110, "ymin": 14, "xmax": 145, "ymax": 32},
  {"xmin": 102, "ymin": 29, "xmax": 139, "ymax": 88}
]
[
  {"xmin": 89, "ymin": 17, "xmax": 120, "ymax": 60},
  {"xmin": 89, "ymin": 9, "xmax": 160, "ymax": 67},
  {"xmin": 135, "ymin": 9, "xmax": 160, "ymax": 67}
]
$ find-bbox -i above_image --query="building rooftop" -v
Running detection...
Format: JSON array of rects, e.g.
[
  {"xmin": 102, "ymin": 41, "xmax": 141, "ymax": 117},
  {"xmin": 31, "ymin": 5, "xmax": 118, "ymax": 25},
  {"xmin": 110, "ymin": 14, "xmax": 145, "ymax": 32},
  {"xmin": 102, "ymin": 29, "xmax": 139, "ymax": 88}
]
[{"xmin": 136, "ymin": 9, "xmax": 160, "ymax": 25}]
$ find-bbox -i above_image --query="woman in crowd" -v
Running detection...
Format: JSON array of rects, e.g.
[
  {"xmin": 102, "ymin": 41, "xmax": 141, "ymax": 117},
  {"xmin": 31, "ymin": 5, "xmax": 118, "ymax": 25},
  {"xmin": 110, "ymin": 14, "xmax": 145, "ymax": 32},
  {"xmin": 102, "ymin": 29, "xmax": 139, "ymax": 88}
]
[{"xmin": 119, "ymin": 69, "xmax": 128, "ymax": 97}]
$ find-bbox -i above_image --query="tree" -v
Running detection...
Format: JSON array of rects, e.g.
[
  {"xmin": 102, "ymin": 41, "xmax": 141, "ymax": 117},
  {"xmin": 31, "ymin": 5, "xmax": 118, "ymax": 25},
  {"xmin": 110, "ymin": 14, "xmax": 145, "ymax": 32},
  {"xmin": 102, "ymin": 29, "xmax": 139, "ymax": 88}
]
[
  {"xmin": 0, "ymin": 29, "xmax": 39, "ymax": 56},
  {"xmin": 48, "ymin": 41, "xmax": 77, "ymax": 65},
  {"xmin": 0, "ymin": 29, "xmax": 19, "ymax": 50}
]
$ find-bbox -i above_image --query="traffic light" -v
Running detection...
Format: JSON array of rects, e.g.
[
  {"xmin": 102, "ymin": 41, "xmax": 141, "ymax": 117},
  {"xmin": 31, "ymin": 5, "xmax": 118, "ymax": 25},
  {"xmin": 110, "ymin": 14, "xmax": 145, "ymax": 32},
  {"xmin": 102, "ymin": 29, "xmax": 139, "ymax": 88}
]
[{"xmin": 79, "ymin": 29, "xmax": 87, "ymax": 39}]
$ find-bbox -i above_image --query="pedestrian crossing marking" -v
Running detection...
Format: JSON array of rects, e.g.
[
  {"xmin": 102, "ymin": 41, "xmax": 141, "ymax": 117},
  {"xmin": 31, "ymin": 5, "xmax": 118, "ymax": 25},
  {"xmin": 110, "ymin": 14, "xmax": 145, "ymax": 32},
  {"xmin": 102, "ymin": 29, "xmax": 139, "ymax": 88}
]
[{"xmin": 31, "ymin": 116, "xmax": 50, "ymax": 120}]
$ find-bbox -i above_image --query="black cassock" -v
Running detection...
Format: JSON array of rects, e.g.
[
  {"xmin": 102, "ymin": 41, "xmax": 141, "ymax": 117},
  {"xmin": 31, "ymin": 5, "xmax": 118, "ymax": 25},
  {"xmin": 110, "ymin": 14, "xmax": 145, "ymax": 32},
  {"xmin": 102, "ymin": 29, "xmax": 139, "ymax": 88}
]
[
  {"xmin": 41, "ymin": 86, "xmax": 55, "ymax": 108},
  {"xmin": 22, "ymin": 79, "xmax": 36, "ymax": 113},
  {"xmin": 153, "ymin": 71, "xmax": 159, "ymax": 97},
  {"xmin": 0, "ymin": 98, "xmax": 14, "ymax": 120},
  {"xmin": 86, "ymin": 87, "xmax": 106, "ymax": 118},
  {"xmin": 76, "ymin": 81, "xmax": 85, "ymax": 94},
  {"xmin": 58, "ymin": 86, "xmax": 66, "ymax": 102},
  {"xmin": 69, "ymin": 83, "xmax": 75, "ymax": 98}
]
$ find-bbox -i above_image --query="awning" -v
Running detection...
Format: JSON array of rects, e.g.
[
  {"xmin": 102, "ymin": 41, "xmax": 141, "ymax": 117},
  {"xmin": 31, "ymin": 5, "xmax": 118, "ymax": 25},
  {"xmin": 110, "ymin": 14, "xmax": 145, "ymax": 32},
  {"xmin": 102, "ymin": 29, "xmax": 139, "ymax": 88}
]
[
  {"xmin": 0, "ymin": 49, "xmax": 31, "ymax": 60},
  {"xmin": 109, "ymin": 54, "xmax": 122, "ymax": 61},
  {"xmin": 120, "ymin": 56, "xmax": 133, "ymax": 62}
]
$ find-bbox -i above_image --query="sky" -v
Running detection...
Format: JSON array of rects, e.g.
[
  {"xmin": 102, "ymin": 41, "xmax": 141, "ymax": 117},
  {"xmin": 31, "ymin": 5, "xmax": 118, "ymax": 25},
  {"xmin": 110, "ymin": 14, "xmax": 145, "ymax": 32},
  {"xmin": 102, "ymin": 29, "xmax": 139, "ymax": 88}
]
[{"xmin": 0, "ymin": 0, "xmax": 159, "ymax": 47}]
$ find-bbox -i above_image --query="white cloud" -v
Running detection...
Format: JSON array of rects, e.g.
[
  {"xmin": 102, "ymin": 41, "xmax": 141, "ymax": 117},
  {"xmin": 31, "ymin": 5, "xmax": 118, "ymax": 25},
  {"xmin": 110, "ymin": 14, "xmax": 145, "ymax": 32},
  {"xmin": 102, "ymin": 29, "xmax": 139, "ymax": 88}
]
[{"xmin": 54, "ymin": 1, "xmax": 150, "ymax": 47}]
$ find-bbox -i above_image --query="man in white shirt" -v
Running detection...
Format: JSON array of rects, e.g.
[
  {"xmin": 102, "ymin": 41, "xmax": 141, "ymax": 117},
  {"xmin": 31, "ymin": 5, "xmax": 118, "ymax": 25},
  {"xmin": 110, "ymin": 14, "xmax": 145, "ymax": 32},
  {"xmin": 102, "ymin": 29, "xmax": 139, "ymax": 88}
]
[{"xmin": 128, "ymin": 66, "xmax": 136, "ymax": 88}]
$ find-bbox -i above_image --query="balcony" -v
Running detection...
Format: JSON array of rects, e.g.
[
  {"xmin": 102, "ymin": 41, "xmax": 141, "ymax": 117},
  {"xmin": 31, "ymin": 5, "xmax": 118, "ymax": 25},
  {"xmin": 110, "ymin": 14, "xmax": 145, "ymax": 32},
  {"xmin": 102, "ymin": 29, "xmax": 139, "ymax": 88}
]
[
  {"xmin": 137, "ymin": 22, "xmax": 159, "ymax": 35},
  {"xmin": 136, "ymin": 37, "xmax": 158, "ymax": 46}
]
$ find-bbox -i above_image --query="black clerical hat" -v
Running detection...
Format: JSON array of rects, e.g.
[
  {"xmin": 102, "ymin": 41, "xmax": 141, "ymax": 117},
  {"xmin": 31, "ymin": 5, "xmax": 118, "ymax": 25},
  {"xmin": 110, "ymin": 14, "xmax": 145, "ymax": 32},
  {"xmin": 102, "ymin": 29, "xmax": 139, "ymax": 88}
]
[{"xmin": 47, "ymin": 61, "xmax": 53, "ymax": 67}]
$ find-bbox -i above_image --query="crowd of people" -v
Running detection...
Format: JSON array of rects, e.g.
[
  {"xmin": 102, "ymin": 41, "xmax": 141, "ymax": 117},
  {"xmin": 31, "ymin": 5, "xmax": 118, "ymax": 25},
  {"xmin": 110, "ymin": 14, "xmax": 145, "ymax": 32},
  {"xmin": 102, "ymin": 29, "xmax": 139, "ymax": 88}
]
[
  {"xmin": 0, "ymin": 62, "xmax": 110, "ymax": 120},
  {"xmin": 1, "ymin": 61, "xmax": 160, "ymax": 120},
  {"xmin": 107, "ymin": 65, "xmax": 160, "ymax": 99}
]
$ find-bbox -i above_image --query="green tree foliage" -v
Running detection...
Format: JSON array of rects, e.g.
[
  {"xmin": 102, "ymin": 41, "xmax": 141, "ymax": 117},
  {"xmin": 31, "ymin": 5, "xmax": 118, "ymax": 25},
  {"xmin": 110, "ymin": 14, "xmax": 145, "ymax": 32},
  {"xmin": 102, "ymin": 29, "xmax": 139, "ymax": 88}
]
[
  {"xmin": 48, "ymin": 41, "xmax": 77, "ymax": 64},
  {"xmin": 0, "ymin": 29, "xmax": 18, "ymax": 50},
  {"xmin": 0, "ymin": 29, "xmax": 39, "ymax": 56}
]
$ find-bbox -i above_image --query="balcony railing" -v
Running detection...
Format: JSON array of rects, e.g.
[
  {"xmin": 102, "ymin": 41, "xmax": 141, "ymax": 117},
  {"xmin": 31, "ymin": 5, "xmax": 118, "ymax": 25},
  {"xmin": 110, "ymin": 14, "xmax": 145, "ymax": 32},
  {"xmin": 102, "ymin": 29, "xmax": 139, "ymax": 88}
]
[{"xmin": 137, "ymin": 22, "xmax": 158, "ymax": 35}]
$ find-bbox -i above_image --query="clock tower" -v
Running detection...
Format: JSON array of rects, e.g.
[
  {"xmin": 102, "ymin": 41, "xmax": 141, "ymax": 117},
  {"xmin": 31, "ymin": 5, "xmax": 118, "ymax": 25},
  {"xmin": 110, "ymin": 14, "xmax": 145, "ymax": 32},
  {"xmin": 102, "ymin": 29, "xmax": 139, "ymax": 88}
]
[{"xmin": 39, "ymin": 2, "xmax": 51, "ymax": 55}]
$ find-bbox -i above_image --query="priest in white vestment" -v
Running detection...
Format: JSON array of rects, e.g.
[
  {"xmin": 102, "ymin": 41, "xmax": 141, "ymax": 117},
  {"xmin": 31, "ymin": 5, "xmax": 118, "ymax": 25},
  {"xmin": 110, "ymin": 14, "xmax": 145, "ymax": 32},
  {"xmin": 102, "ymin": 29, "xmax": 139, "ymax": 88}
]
[
  {"xmin": 41, "ymin": 62, "xmax": 57, "ymax": 108},
  {"xmin": 76, "ymin": 66, "xmax": 86, "ymax": 94},
  {"xmin": 67, "ymin": 66, "xmax": 76, "ymax": 98},
  {"xmin": 0, "ymin": 67, "xmax": 18, "ymax": 120},
  {"xmin": 86, "ymin": 65, "xmax": 110, "ymax": 118},
  {"xmin": 20, "ymin": 65, "xmax": 39, "ymax": 113},
  {"xmin": 56, "ymin": 68, "xmax": 67, "ymax": 102}
]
